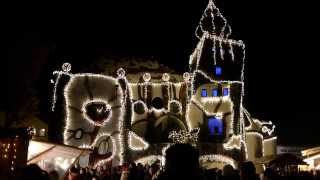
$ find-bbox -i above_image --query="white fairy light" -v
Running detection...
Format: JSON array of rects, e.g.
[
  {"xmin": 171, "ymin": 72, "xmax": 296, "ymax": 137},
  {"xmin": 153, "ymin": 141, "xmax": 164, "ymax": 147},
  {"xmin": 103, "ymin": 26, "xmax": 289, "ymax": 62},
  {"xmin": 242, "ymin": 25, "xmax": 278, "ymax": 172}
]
[
  {"xmin": 183, "ymin": 72, "xmax": 191, "ymax": 82},
  {"xmin": 128, "ymin": 131, "xmax": 149, "ymax": 151},
  {"xmin": 263, "ymin": 136, "xmax": 277, "ymax": 142},
  {"xmin": 223, "ymin": 135, "xmax": 243, "ymax": 150},
  {"xmin": 196, "ymin": 0, "xmax": 230, "ymax": 38},
  {"xmin": 213, "ymin": 38, "xmax": 217, "ymax": 65},
  {"xmin": 116, "ymin": 68, "xmax": 126, "ymax": 78},
  {"xmin": 63, "ymin": 73, "xmax": 124, "ymax": 166},
  {"xmin": 91, "ymin": 133, "xmax": 118, "ymax": 168},
  {"xmin": 168, "ymin": 128, "xmax": 199, "ymax": 144},
  {"xmin": 51, "ymin": 72, "xmax": 62, "ymax": 111},
  {"xmin": 48, "ymin": 0, "xmax": 278, "ymax": 168},
  {"xmin": 228, "ymin": 41, "xmax": 235, "ymax": 61},
  {"xmin": 135, "ymin": 155, "xmax": 164, "ymax": 165},
  {"xmin": 62, "ymin": 62, "xmax": 72, "ymax": 72},
  {"xmin": 188, "ymin": 96, "xmax": 234, "ymax": 133},
  {"xmin": 200, "ymin": 96, "xmax": 231, "ymax": 104},
  {"xmin": 143, "ymin": 73, "xmax": 151, "ymax": 82},
  {"xmin": 219, "ymin": 40, "xmax": 224, "ymax": 60},
  {"xmin": 262, "ymin": 125, "xmax": 276, "ymax": 136},
  {"xmin": 81, "ymin": 99, "xmax": 112, "ymax": 127},
  {"xmin": 200, "ymin": 154, "xmax": 237, "ymax": 169},
  {"xmin": 168, "ymin": 100, "xmax": 182, "ymax": 114},
  {"xmin": 192, "ymin": 70, "xmax": 243, "ymax": 85},
  {"xmin": 162, "ymin": 73, "xmax": 170, "ymax": 82}
]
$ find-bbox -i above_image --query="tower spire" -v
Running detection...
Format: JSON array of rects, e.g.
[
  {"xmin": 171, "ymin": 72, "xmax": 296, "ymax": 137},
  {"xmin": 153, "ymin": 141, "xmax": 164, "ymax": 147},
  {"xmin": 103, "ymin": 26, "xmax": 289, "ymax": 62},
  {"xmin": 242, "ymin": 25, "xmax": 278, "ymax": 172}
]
[{"xmin": 195, "ymin": 0, "xmax": 232, "ymax": 39}]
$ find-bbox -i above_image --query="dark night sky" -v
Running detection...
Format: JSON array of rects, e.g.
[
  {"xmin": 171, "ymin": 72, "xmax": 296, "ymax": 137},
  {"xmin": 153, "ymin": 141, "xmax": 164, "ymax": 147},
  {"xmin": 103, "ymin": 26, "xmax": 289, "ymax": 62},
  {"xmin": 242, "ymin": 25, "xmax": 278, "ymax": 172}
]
[{"xmin": 4, "ymin": 0, "xmax": 320, "ymax": 146}]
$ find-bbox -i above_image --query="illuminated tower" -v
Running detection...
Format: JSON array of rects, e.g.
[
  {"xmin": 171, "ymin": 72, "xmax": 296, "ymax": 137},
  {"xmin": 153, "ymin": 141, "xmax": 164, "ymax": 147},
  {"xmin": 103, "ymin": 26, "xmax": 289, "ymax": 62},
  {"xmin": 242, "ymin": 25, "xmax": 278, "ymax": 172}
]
[{"xmin": 187, "ymin": 0, "xmax": 247, "ymax": 168}]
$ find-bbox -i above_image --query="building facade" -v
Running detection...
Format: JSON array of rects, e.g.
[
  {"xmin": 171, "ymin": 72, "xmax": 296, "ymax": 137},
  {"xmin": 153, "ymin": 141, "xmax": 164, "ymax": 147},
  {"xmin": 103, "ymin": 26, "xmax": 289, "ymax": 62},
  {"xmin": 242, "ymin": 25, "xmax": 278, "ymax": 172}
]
[{"xmin": 51, "ymin": 0, "xmax": 277, "ymax": 170}]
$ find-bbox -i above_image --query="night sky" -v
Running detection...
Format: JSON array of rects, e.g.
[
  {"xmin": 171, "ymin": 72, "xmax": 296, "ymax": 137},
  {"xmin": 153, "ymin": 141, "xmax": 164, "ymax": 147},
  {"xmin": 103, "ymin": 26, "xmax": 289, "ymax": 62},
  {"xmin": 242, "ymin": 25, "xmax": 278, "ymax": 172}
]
[{"xmin": 4, "ymin": 0, "xmax": 320, "ymax": 146}]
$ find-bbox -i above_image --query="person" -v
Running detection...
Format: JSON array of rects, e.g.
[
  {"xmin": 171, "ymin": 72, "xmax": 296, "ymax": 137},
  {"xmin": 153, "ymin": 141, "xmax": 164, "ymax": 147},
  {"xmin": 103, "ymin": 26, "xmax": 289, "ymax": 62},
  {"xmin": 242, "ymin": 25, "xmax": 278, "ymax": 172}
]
[
  {"xmin": 204, "ymin": 169, "xmax": 218, "ymax": 180},
  {"xmin": 239, "ymin": 161, "xmax": 260, "ymax": 180},
  {"xmin": 154, "ymin": 143, "xmax": 205, "ymax": 180},
  {"xmin": 18, "ymin": 164, "xmax": 49, "ymax": 180},
  {"xmin": 136, "ymin": 163, "xmax": 145, "ymax": 180},
  {"xmin": 222, "ymin": 164, "xmax": 237, "ymax": 179},
  {"xmin": 48, "ymin": 170, "xmax": 59, "ymax": 180},
  {"xmin": 68, "ymin": 166, "xmax": 80, "ymax": 180},
  {"xmin": 262, "ymin": 168, "xmax": 274, "ymax": 180},
  {"xmin": 128, "ymin": 162, "xmax": 138, "ymax": 180}
]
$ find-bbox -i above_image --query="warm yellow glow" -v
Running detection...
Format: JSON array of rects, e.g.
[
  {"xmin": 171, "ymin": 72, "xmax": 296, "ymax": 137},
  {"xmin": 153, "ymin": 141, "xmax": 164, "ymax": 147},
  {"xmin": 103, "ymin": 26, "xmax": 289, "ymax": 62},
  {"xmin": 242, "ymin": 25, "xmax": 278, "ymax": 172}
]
[{"xmin": 27, "ymin": 140, "xmax": 54, "ymax": 160}]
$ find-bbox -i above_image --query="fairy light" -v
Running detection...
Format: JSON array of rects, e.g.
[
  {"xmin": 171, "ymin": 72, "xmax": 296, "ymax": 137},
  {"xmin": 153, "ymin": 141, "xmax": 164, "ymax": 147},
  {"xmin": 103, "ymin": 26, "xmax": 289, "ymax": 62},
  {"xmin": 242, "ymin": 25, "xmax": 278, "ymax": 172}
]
[
  {"xmin": 51, "ymin": 63, "xmax": 72, "ymax": 111},
  {"xmin": 81, "ymin": 99, "xmax": 112, "ymax": 127},
  {"xmin": 61, "ymin": 70, "xmax": 143, "ymax": 166},
  {"xmin": 229, "ymin": 41, "xmax": 235, "ymax": 61},
  {"xmin": 135, "ymin": 155, "xmax": 164, "ymax": 165},
  {"xmin": 47, "ymin": 0, "xmax": 279, "ymax": 168},
  {"xmin": 213, "ymin": 38, "xmax": 217, "ymax": 65},
  {"xmin": 168, "ymin": 128, "xmax": 199, "ymax": 144},
  {"xmin": 91, "ymin": 132, "xmax": 118, "ymax": 168},
  {"xmin": 143, "ymin": 73, "xmax": 151, "ymax": 82},
  {"xmin": 200, "ymin": 154, "xmax": 237, "ymax": 169},
  {"xmin": 63, "ymin": 73, "xmax": 123, "ymax": 147},
  {"xmin": 183, "ymin": 72, "xmax": 191, "ymax": 82},
  {"xmin": 187, "ymin": 95, "xmax": 234, "ymax": 135},
  {"xmin": 262, "ymin": 125, "xmax": 276, "ymax": 136},
  {"xmin": 200, "ymin": 96, "xmax": 231, "ymax": 104},
  {"xmin": 190, "ymin": 70, "xmax": 243, "ymax": 95},
  {"xmin": 219, "ymin": 40, "xmax": 224, "ymax": 60},
  {"xmin": 263, "ymin": 136, "xmax": 277, "ymax": 142},
  {"xmin": 196, "ymin": 0, "xmax": 230, "ymax": 38},
  {"xmin": 168, "ymin": 100, "xmax": 182, "ymax": 114},
  {"xmin": 223, "ymin": 135, "xmax": 242, "ymax": 150},
  {"xmin": 162, "ymin": 73, "xmax": 170, "ymax": 82},
  {"xmin": 128, "ymin": 131, "xmax": 149, "ymax": 151}
]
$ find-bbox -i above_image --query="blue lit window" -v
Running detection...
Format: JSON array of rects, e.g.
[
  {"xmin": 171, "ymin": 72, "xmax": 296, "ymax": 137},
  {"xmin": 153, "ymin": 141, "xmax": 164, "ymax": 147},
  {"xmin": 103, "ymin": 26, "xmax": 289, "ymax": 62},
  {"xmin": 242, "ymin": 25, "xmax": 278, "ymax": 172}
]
[
  {"xmin": 215, "ymin": 66, "xmax": 222, "ymax": 76},
  {"xmin": 223, "ymin": 88, "xmax": 229, "ymax": 96},
  {"xmin": 208, "ymin": 117, "xmax": 223, "ymax": 136},
  {"xmin": 212, "ymin": 88, "xmax": 218, "ymax": 97},
  {"xmin": 201, "ymin": 89, "xmax": 207, "ymax": 97}
]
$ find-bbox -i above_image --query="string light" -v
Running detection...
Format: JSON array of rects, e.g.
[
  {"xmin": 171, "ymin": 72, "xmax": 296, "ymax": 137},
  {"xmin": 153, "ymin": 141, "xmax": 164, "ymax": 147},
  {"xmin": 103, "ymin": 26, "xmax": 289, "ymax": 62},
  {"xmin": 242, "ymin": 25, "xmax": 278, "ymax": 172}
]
[
  {"xmin": 186, "ymin": 95, "xmax": 234, "ymax": 135},
  {"xmin": 200, "ymin": 154, "xmax": 237, "ymax": 169},
  {"xmin": 168, "ymin": 100, "xmax": 182, "ymax": 114},
  {"xmin": 168, "ymin": 128, "xmax": 199, "ymax": 145},
  {"xmin": 61, "ymin": 71, "xmax": 119, "ymax": 166},
  {"xmin": 59, "ymin": 68, "xmax": 151, "ymax": 166},
  {"xmin": 48, "ymin": 0, "xmax": 279, "ymax": 168},
  {"xmin": 162, "ymin": 73, "xmax": 170, "ymax": 82},
  {"xmin": 128, "ymin": 131, "xmax": 149, "ymax": 151},
  {"xmin": 81, "ymin": 99, "xmax": 112, "ymax": 127},
  {"xmin": 223, "ymin": 135, "xmax": 242, "ymax": 150}
]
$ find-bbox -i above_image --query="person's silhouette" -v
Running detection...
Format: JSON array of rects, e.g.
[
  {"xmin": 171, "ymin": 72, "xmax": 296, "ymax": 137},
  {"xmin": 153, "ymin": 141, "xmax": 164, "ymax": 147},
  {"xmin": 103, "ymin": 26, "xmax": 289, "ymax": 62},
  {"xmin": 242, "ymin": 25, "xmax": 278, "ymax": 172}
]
[{"xmin": 154, "ymin": 143, "xmax": 204, "ymax": 180}]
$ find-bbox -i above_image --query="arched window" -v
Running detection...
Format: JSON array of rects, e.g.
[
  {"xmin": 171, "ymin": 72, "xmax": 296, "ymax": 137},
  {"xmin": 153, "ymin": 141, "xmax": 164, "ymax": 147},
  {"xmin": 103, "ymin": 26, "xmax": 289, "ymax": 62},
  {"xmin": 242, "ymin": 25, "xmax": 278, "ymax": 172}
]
[
  {"xmin": 208, "ymin": 117, "xmax": 223, "ymax": 136},
  {"xmin": 223, "ymin": 88, "xmax": 229, "ymax": 96},
  {"xmin": 212, "ymin": 88, "xmax": 218, "ymax": 97},
  {"xmin": 215, "ymin": 66, "xmax": 222, "ymax": 76},
  {"xmin": 201, "ymin": 88, "xmax": 207, "ymax": 97}
]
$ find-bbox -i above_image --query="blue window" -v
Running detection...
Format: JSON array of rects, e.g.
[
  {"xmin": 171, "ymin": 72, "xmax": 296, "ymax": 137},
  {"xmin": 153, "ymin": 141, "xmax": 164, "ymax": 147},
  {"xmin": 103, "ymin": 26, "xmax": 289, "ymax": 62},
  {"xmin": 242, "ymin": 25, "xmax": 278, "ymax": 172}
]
[
  {"xmin": 201, "ymin": 89, "xmax": 207, "ymax": 97},
  {"xmin": 215, "ymin": 66, "xmax": 222, "ymax": 76},
  {"xmin": 212, "ymin": 88, "xmax": 218, "ymax": 97},
  {"xmin": 208, "ymin": 117, "xmax": 223, "ymax": 136},
  {"xmin": 223, "ymin": 88, "xmax": 229, "ymax": 96}
]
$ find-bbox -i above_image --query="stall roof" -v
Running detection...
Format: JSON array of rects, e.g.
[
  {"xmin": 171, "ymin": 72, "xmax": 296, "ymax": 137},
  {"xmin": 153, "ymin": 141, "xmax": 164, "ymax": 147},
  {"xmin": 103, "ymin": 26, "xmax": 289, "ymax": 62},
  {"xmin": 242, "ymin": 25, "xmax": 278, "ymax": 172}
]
[{"xmin": 27, "ymin": 140, "xmax": 91, "ymax": 164}]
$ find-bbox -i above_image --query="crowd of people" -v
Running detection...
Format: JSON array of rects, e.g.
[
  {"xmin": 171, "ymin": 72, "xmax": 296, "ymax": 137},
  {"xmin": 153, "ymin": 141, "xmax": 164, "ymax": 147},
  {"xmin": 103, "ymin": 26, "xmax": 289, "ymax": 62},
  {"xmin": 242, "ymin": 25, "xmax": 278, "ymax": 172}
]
[{"xmin": 10, "ymin": 143, "xmax": 320, "ymax": 180}]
